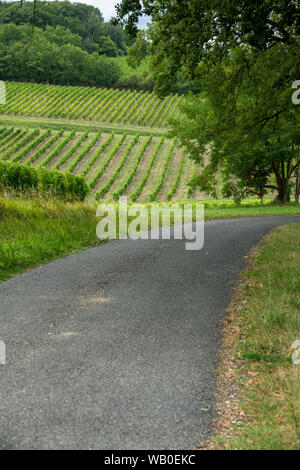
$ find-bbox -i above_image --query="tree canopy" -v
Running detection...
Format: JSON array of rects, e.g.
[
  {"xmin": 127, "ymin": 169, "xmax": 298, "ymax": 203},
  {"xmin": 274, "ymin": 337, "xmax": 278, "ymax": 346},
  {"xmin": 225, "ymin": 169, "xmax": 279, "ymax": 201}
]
[
  {"xmin": 0, "ymin": 1, "xmax": 133, "ymax": 87},
  {"xmin": 0, "ymin": 22, "xmax": 121, "ymax": 87},
  {"xmin": 0, "ymin": 1, "xmax": 130, "ymax": 56},
  {"xmin": 116, "ymin": 0, "xmax": 300, "ymax": 202}
]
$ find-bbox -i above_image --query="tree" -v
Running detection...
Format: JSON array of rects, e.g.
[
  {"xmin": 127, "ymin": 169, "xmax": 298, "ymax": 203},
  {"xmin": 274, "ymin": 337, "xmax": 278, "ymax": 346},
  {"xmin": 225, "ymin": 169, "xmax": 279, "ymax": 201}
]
[
  {"xmin": 98, "ymin": 36, "xmax": 119, "ymax": 57},
  {"xmin": 0, "ymin": 22, "xmax": 122, "ymax": 87},
  {"xmin": 169, "ymin": 45, "xmax": 299, "ymax": 203},
  {"xmin": 0, "ymin": 1, "xmax": 130, "ymax": 56},
  {"xmin": 115, "ymin": 0, "xmax": 300, "ymax": 202}
]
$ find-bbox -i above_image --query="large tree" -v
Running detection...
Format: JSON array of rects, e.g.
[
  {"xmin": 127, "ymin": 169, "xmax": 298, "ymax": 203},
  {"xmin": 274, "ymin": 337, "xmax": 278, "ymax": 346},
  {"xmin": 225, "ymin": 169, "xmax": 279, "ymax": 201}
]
[{"xmin": 116, "ymin": 0, "xmax": 300, "ymax": 202}]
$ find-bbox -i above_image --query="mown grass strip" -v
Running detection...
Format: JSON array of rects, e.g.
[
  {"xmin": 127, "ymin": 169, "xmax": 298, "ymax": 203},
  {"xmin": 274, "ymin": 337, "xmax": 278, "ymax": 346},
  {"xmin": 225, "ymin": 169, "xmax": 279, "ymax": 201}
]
[
  {"xmin": 0, "ymin": 116, "xmax": 165, "ymax": 137},
  {"xmin": 212, "ymin": 223, "xmax": 300, "ymax": 450}
]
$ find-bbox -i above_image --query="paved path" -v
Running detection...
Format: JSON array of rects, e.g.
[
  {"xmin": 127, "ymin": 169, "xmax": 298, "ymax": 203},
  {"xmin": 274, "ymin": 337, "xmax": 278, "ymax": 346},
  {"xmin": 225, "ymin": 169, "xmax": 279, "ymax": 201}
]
[{"xmin": 0, "ymin": 215, "xmax": 299, "ymax": 449}]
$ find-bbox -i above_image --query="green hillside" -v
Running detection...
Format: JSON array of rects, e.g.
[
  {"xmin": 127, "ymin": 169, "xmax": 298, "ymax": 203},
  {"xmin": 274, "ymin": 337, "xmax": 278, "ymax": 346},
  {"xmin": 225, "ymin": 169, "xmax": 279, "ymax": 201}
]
[
  {"xmin": 1, "ymin": 82, "xmax": 183, "ymax": 129},
  {"xmin": 0, "ymin": 81, "xmax": 199, "ymax": 202}
]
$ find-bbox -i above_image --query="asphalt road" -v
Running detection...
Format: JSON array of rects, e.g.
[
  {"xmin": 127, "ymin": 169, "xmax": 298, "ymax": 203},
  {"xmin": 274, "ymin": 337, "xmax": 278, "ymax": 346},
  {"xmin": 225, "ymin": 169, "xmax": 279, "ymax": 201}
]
[{"xmin": 0, "ymin": 215, "xmax": 299, "ymax": 450}]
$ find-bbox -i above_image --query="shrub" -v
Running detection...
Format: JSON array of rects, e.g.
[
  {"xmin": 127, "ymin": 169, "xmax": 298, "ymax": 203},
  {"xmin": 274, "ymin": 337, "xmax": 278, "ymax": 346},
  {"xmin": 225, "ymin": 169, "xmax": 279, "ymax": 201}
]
[{"xmin": 0, "ymin": 160, "xmax": 89, "ymax": 201}]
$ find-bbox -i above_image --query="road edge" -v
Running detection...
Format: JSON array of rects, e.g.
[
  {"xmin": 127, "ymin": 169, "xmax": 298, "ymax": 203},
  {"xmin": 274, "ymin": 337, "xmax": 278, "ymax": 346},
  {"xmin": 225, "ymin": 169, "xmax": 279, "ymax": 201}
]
[{"xmin": 197, "ymin": 230, "xmax": 275, "ymax": 450}]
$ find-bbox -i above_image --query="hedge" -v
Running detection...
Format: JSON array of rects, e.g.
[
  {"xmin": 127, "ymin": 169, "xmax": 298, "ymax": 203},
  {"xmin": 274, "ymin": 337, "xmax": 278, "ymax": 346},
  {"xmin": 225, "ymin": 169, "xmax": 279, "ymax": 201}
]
[{"xmin": 0, "ymin": 160, "xmax": 90, "ymax": 201}]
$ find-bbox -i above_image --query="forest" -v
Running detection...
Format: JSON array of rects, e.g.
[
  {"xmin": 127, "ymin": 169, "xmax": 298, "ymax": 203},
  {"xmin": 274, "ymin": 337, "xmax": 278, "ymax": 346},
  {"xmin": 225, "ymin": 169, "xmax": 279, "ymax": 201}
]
[{"xmin": 0, "ymin": 1, "xmax": 129, "ymax": 86}]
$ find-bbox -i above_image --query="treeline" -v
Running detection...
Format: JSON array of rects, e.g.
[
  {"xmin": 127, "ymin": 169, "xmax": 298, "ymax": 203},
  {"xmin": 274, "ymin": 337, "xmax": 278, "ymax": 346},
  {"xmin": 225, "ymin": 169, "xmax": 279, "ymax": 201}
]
[
  {"xmin": 0, "ymin": 23, "xmax": 121, "ymax": 87},
  {"xmin": 0, "ymin": 1, "xmax": 130, "ymax": 56},
  {"xmin": 0, "ymin": 1, "xmax": 198, "ymax": 93},
  {"xmin": 0, "ymin": 1, "xmax": 130, "ymax": 87}
]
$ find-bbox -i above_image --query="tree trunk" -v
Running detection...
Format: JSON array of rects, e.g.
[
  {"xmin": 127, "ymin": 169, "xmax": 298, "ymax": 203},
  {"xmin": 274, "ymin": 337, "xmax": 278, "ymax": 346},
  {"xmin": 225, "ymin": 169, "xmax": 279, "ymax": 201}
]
[
  {"xmin": 278, "ymin": 185, "xmax": 289, "ymax": 203},
  {"xmin": 273, "ymin": 163, "xmax": 289, "ymax": 204},
  {"xmin": 295, "ymin": 166, "xmax": 300, "ymax": 204},
  {"xmin": 259, "ymin": 188, "xmax": 264, "ymax": 205}
]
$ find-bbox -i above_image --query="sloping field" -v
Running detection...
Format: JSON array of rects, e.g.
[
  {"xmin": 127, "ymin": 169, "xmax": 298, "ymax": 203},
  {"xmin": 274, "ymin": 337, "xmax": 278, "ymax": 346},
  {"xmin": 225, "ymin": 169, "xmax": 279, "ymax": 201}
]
[
  {"xmin": 0, "ymin": 81, "xmax": 198, "ymax": 202},
  {"xmin": 0, "ymin": 81, "xmax": 183, "ymax": 129},
  {"xmin": 0, "ymin": 127, "xmax": 196, "ymax": 202}
]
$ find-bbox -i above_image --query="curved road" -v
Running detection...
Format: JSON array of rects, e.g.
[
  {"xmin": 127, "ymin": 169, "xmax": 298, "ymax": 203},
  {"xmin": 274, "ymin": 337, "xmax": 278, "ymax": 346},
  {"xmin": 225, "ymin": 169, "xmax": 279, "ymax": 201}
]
[{"xmin": 0, "ymin": 215, "xmax": 299, "ymax": 450}]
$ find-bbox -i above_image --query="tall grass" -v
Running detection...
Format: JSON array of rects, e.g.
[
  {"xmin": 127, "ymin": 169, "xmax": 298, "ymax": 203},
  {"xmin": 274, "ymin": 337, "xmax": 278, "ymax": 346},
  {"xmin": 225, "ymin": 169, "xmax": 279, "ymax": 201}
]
[
  {"xmin": 217, "ymin": 223, "xmax": 300, "ymax": 449},
  {"xmin": 0, "ymin": 195, "xmax": 299, "ymax": 282},
  {"xmin": 0, "ymin": 196, "xmax": 99, "ymax": 281}
]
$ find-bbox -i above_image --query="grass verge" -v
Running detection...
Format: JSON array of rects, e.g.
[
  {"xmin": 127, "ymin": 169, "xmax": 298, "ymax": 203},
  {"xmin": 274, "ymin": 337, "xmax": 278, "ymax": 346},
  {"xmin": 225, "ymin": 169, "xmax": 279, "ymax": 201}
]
[
  {"xmin": 0, "ymin": 196, "xmax": 299, "ymax": 282},
  {"xmin": 204, "ymin": 222, "xmax": 300, "ymax": 450},
  {"xmin": 0, "ymin": 196, "xmax": 100, "ymax": 281},
  {"xmin": 203, "ymin": 203, "xmax": 300, "ymax": 220}
]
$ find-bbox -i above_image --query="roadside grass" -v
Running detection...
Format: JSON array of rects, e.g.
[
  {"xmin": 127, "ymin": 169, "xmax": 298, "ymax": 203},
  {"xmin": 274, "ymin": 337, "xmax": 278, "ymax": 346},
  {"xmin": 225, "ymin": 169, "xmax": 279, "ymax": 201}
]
[
  {"xmin": 0, "ymin": 196, "xmax": 99, "ymax": 281},
  {"xmin": 0, "ymin": 195, "xmax": 299, "ymax": 282},
  {"xmin": 139, "ymin": 200, "xmax": 300, "ymax": 221},
  {"xmin": 204, "ymin": 202, "xmax": 300, "ymax": 220},
  {"xmin": 213, "ymin": 223, "xmax": 300, "ymax": 450}
]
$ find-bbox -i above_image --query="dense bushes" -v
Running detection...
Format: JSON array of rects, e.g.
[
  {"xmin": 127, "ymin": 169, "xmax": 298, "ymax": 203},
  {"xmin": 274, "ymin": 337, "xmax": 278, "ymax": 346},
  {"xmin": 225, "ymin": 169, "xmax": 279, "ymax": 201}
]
[
  {"xmin": 0, "ymin": 23, "xmax": 121, "ymax": 88},
  {"xmin": 0, "ymin": 1, "xmax": 129, "ymax": 56},
  {"xmin": 0, "ymin": 160, "xmax": 89, "ymax": 201}
]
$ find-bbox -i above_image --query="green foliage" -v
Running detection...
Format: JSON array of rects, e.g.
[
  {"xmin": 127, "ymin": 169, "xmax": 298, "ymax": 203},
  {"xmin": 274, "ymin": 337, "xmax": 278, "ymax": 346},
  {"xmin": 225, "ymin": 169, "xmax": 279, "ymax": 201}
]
[
  {"xmin": 1, "ymin": 129, "xmax": 39, "ymax": 160},
  {"xmin": 0, "ymin": 160, "xmax": 89, "ymax": 200},
  {"xmin": 0, "ymin": 1, "xmax": 129, "ymax": 54},
  {"xmin": 167, "ymin": 150, "xmax": 185, "ymax": 200},
  {"xmin": 1, "ymin": 81, "xmax": 183, "ymax": 128},
  {"xmin": 95, "ymin": 134, "xmax": 140, "ymax": 200},
  {"xmin": 116, "ymin": 1, "xmax": 298, "ymax": 91},
  {"xmin": 0, "ymin": 128, "xmax": 26, "ymax": 153},
  {"xmin": 0, "ymin": 23, "xmax": 122, "ymax": 88},
  {"xmin": 11, "ymin": 130, "xmax": 51, "ymax": 163},
  {"xmin": 82, "ymin": 132, "xmax": 114, "ymax": 177},
  {"xmin": 171, "ymin": 44, "xmax": 300, "ymax": 203},
  {"xmin": 113, "ymin": 134, "xmax": 153, "ymax": 199},
  {"xmin": 67, "ymin": 130, "xmax": 102, "ymax": 173},
  {"xmin": 187, "ymin": 161, "xmax": 198, "ymax": 198},
  {"xmin": 54, "ymin": 132, "xmax": 89, "ymax": 170},
  {"xmin": 39, "ymin": 131, "xmax": 76, "ymax": 168},
  {"xmin": 117, "ymin": 0, "xmax": 300, "ymax": 203},
  {"xmin": 130, "ymin": 136, "xmax": 164, "ymax": 201},
  {"xmin": 149, "ymin": 139, "xmax": 176, "ymax": 201},
  {"xmin": 0, "ymin": 195, "xmax": 101, "ymax": 281},
  {"xmin": 26, "ymin": 130, "xmax": 64, "ymax": 166},
  {"xmin": 89, "ymin": 134, "xmax": 127, "ymax": 189}
]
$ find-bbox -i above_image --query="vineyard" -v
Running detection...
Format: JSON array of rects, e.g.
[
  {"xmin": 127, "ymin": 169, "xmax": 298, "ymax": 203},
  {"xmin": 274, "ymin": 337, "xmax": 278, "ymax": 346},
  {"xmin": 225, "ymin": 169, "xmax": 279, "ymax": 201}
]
[
  {"xmin": 0, "ymin": 81, "xmax": 202, "ymax": 202},
  {"xmin": 0, "ymin": 126, "xmax": 200, "ymax": 202},
  {"xmin": 0, "ymin": 82, "xmax": 184, "ymax": 129}
]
